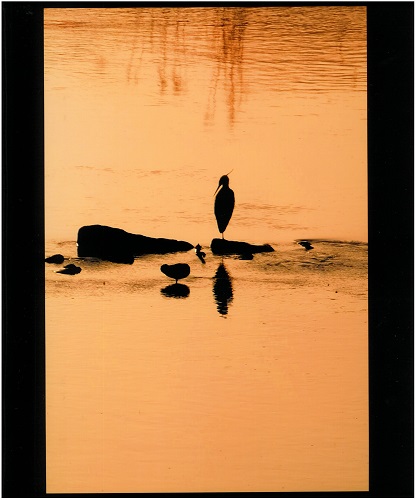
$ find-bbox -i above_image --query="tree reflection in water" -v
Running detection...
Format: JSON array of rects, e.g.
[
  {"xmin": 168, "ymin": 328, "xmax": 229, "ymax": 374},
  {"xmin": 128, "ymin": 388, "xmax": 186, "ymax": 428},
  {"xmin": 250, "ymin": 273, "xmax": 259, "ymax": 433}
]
[
  {"xmin": 205, "ymin": 8, "xmax": 247, "ymax": 127},
  {"xmin": 128, "ymin": 7, "xmax": 248, "ymax": 128},
  {"xmin": 212, "ymin": 262, "xmax": 233, "ymax": 316}
]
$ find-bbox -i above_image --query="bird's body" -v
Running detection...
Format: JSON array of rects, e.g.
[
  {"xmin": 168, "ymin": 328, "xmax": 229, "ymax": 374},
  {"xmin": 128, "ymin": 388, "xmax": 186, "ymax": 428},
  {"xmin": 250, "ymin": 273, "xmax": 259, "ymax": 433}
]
[
  {"xmin": 161, "ymin": 263, "xmax": 190, "ymax": 283},
  {"xmin": 214, "ymin": 174, "xmax": 235, "ymax": 237}
]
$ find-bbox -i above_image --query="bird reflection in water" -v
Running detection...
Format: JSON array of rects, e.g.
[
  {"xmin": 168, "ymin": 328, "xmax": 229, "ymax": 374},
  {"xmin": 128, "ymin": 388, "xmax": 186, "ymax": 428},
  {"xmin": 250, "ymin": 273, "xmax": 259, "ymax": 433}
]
[
  {"xmin": 161, "ymin": 283, "xmax": 190, "ymax": 298},
  {"xmin": 213, "ymin": 262, "xmax": 233, "ymax": 316}
]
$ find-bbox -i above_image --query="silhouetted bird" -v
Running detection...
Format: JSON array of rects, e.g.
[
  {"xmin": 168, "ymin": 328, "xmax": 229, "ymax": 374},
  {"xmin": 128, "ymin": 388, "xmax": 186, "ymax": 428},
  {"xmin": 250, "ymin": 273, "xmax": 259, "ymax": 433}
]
[
  {"xmin": 45, "ymin": 253, "xmax": 65, "ymax": 264},
  {"xmin": 160, "ymin": 263, "xmax": 190, "ymax": 283},
  {"xmin": 195, "ymin": 244, "xmax": 206, "ymax": 263},
  {"xmin": 56, "ymin": 264, "xmax": 81, "ymax": 275},
  {"xmin": 195, "ymin": 244, "xmax": 206, "ymax": 258},
  {"xmin": 214, "ymin": 173, "xmax": 235, "ymax": 238},
  {"xmin": 298, "ymin": 240, "xmax": 314, "ymax": 251}
]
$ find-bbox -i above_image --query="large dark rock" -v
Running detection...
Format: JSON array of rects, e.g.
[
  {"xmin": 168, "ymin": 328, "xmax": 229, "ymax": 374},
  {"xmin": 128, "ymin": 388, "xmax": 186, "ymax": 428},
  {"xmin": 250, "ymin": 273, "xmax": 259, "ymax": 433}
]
[
  {"xmin": 77, "ymin": 225, "xmax": 194, "ymax": 261},
  {"xmin": 211, "ymin": 238, "xmax": 275, "ymax": 256}
]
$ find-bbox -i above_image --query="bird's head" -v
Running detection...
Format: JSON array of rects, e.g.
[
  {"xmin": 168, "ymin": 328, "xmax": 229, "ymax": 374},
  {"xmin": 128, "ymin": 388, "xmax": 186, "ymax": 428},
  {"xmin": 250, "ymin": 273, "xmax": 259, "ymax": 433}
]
[{"xmin": 214, "ymin": 171, "xmax": 232, "ymax": 196}]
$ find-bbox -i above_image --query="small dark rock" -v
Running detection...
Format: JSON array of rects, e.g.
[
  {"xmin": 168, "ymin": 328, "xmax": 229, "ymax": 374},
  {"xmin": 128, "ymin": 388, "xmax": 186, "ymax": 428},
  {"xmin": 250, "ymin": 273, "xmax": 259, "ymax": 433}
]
[
  {"xmin": 45, "ymin": 254, "xmax": 65, "ymax": 264},
  {"xmin": 56, "ymin": 264, "xmax": 81, "ymax": 275},
  {"xmin": 298, "ymin": 240, "xmax": 314, "ymax": 251}
]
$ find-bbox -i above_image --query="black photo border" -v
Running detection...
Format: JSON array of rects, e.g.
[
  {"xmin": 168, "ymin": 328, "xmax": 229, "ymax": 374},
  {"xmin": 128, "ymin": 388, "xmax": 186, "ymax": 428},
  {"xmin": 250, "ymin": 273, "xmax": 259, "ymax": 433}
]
[{"xmin": 2, "ymin": 1, "xmax": 414, "ymax": 497}]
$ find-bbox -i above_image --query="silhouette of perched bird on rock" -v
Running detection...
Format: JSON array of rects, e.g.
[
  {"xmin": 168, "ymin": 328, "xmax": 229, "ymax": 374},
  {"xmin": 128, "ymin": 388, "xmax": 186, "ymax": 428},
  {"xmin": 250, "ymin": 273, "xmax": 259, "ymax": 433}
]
[
  {"xmin": 56, "ymin": 263, "xmax": 81, "ymax": 275},
  {"xmin": 160, "ymin": 263, "xmax": 190, "ymax": 283},
  {"xmin": 214, "ymin": 172, "xmax": 234, "ymax": 238}
]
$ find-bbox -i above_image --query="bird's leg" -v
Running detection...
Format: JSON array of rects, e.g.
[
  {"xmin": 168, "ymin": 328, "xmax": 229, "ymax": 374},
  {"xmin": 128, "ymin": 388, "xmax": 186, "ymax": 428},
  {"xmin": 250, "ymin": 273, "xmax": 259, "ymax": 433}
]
[{"xmin": 221, "ymin": 233, "xmax": 224, "ymax": 239}]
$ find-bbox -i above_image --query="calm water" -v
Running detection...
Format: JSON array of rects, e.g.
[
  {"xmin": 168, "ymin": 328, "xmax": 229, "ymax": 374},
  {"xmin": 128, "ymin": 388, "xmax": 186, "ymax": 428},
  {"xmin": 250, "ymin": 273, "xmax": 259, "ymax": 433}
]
[{"xmin": 44, "ymin": 6, "xmax": 368, "ymax": 493}]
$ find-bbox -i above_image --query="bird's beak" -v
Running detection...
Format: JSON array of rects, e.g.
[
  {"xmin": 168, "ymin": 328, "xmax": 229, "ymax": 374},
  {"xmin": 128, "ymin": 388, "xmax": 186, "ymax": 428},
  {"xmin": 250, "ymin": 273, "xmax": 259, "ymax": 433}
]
[{"xmin": 214, "ymin": 184, "xmax": 222, "ymax": 196}]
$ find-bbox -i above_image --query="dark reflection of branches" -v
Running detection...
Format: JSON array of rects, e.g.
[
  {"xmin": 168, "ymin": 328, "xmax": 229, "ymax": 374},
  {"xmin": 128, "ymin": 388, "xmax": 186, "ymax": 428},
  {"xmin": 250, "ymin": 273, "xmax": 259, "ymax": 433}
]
[
  {"xmin": 157, "ymin": 15, "xmax": 169, "ymax": 94},
  {"xmin": 126, "ymin": 8, "xmax": 247, "ymax": 122},
  {"xmin": 155, "ymin": 9, "xmax": 187, "ymax": 96},
  {"xmin": 171, "ymin": 14, "xmax": 187, "ymax": 95},
  {"xmin": 213, "ymin": 262, "xmax": 233, "ymax": 316},
  {"xmin": 161, "ymin": 283, "xmax": 190, "ymax": 298},
  {"xmin": 127, "ymin": 8, "xmax": 187, "ymax": 94},
  {"xmin": 127, "ymin": 12, "xmax": 147, "ymax": 85},
  {"xmin": 205, "ymin": 8, "xmax": 247, "ymax": 128}
]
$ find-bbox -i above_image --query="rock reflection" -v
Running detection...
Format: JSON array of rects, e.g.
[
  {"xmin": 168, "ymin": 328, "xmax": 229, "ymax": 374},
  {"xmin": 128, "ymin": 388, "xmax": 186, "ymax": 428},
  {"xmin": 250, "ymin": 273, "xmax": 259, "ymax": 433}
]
[
  {"xmin": 161, "ymin": 283, "xmax": 190, "ymax": 298},
  {"xmin": 213, "ymin": 262, "xmax": 233, "ymax": 316}
]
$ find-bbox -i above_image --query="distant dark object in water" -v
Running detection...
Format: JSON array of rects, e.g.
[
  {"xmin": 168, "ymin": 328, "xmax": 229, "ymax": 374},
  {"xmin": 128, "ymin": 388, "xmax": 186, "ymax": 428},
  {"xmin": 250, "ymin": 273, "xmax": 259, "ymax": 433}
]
[
  {"xmin": 239, "ymin": 253, "xmax": 253, "ymax": 260},
  {"xmin": 160, "ymin": 263, "xmax": 191, "ymax": 283},
  {"xmin": 213, "ymin": 263, "xmax": 233, "ymax": 316},
  {"xmin": 195, "ymin": 244, "xmax": 206, "ymax": 263},
  {"xmin": 298, "ymin": 240, "xmax": 314, "ymax": 251},
  {"xmin": 161, "ymin": 283, "xmax": 190, "ymax": 298},
  {"xmin": 77, "ymin": 225, "xmax": 193, "ymax": 262},
  {"xmin": 56, "ymin": 264, "xmax": 81, "ymax": 275},
  {"xmin": 45, "ymin": 254, "xmax": 65, "ymax": 264},
  {"xmin": 214, "ymin": 173, "xmax": 235, "ymax": 238},
  {"xmin": 211, "ymin": 238, "xmax": 274, "ymax": 256}
]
